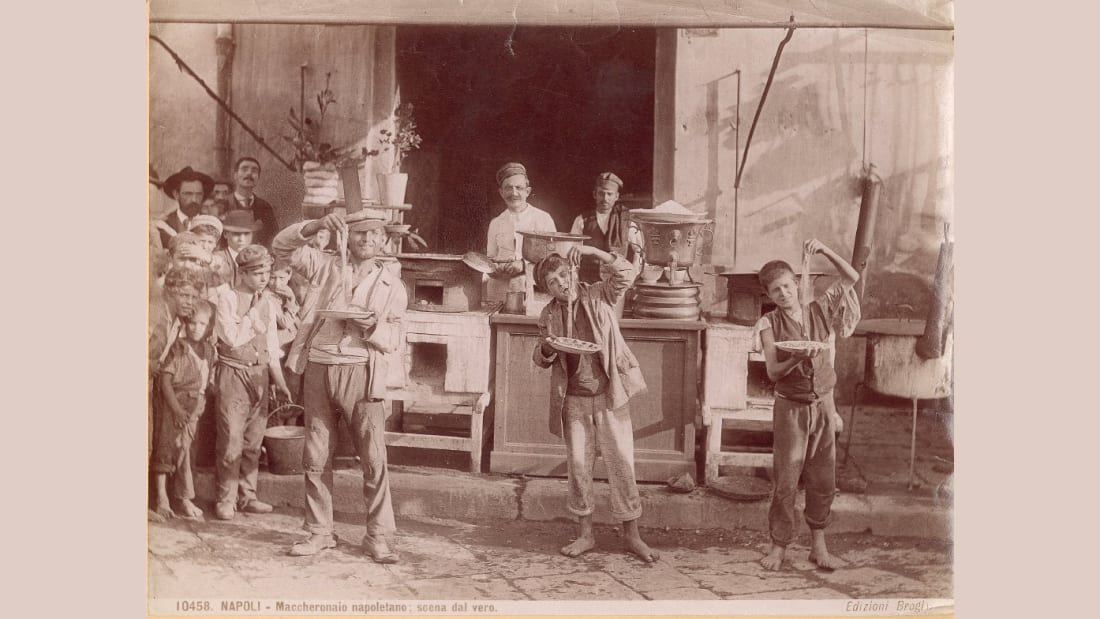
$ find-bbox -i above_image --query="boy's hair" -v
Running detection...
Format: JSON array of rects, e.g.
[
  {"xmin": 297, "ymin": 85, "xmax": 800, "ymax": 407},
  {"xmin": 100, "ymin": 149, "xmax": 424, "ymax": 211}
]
[
  {"xmin": 163, "ymin": 262, "xmax": 207, "ymax": 292},
  {"xmin": 184, "ymin": 300, "xmax": 215, "ymax": 340},
  {"xmin": 758, "ymin": 260, "xmax": 796, "ymax": 289},
  {"xmin": 190, "ymin": 224, "xmax": 221, "ymax": 238},
  {"xmin": 535, "ymin": 254, "xmax": 570, "ymax": 290},
  {"xmin": 271, "ymin": 258, "xmax": 293, "ymax": 274},
  {"xmin": 168, "ymin": 231, "xmax": 202, "ymax": 255}
]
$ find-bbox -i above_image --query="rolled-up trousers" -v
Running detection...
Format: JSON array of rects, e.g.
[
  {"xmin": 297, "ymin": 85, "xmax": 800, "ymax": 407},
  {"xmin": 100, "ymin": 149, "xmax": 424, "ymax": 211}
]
[
  {"xmin": 302, "ymin": 361, "xmax": 396, "ymax": 537},
  {"xmin": 563, "ymin": 393, "xmax": 643, "ymax": 523},
  {"xmin": 768, "ymin": 393, "xmax": 837, "ymax": 547}
]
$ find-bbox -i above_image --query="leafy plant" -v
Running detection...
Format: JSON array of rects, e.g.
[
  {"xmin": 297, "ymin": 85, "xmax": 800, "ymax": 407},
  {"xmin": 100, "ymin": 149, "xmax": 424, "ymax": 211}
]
[
  {"xmin": 284, "ymin": 72, "xmax": 377, "ymax": 170},
  {"xmin": 375, "ymin": 103, "xmax": 423, "ymax": 174}
]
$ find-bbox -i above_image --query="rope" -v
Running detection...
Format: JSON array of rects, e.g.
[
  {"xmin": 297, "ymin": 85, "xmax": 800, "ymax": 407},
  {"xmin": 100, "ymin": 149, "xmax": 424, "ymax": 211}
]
[{"xmin": 149, "ymin": 35, "xmax": 298, "ymax": 172}]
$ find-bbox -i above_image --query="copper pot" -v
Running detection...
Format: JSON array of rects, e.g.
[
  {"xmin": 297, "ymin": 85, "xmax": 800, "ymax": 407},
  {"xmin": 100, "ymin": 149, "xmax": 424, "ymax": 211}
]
[{"xmin": 517, "ymin": 231, "xmax": 590, "ymax": 264}]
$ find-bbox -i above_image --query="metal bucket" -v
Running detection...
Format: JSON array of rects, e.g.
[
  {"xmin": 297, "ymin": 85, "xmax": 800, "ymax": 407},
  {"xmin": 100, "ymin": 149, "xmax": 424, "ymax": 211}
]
[
  {"xmin": 633, "ymin": 218, "xmax": 712, "ymax": 266},
  {"xmin": 858, "ymin": 318, "xmax": 953, "ymax": 399},
  {"xmin": 263, "ymin": 425, "xmax": 306, "ymax": 475}
]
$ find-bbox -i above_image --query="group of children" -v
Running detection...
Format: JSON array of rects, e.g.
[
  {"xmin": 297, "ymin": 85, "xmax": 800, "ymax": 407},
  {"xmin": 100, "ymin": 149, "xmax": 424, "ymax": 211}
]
[
  {"xmin": 150, "ymin": 199, "xmax": 862, "ymax": 572},
  {"xmin": 149, "ymin": 210, "xmax": 330, "ymax": 523}
]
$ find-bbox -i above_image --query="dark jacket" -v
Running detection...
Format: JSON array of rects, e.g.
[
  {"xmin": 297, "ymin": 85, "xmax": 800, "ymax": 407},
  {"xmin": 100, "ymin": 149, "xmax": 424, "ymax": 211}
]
[
  {"xmin": 230, "ymin": 194, "xmax": 279, "ymax": 248},
  {"xmin": 532, "ymin": 254, "xmax": 647, "ymax": 437}
]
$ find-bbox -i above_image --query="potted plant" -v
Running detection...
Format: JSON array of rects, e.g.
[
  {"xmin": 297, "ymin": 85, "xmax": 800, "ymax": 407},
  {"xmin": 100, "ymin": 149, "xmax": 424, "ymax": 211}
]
[
  {"xmin": 285, "ymin": 72, "xmax": 375, "ymax": 207},
  {"xmin": 374, "ymin": 102, "xmax": 423, "ymax": 206}
]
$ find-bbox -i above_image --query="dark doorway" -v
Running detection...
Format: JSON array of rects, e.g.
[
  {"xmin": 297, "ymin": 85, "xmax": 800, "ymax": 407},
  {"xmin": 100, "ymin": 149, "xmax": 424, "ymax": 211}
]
[{"xmin": 397, "ymin": 27, "xmax": 656, "ymax": 254}]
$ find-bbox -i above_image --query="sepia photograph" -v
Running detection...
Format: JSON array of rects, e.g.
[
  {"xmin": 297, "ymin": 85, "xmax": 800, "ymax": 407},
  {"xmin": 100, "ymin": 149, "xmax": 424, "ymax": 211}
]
[{"xmin": 147, "ymin": 0, "xmax": 955, "ymax": 615}]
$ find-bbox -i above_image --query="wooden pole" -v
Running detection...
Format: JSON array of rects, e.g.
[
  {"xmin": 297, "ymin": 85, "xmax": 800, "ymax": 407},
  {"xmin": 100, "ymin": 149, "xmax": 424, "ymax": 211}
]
[{"xmin": 214, "ymin": 24, "xmax": 234, "ymax": 179}]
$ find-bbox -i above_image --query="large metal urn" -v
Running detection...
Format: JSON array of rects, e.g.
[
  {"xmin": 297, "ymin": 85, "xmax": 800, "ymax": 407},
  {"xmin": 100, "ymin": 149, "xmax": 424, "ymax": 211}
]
[{"xmin": 629, "ymin": 211, "xmax": 713, "ymax": 268}]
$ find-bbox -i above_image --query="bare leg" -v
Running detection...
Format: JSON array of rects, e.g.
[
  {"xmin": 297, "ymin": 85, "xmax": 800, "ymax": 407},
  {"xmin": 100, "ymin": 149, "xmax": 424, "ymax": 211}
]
[
  {"xmin": 760, "ymin": 543, "xmax": 786, "ymax": 571},
  {"xmin": 560, "ymin": 514, "xmax": 597, "ymax": 558},
  {"xmin": 808, "ymin": 529, "xmax": 846, "ymax": 570},
  {"xmin": 622, "ymin": 518, "xmax": 659, "ymax": 563},
  {"xmin": 154, "ymin": 474, "xmax": 175, "ymax": 520}
]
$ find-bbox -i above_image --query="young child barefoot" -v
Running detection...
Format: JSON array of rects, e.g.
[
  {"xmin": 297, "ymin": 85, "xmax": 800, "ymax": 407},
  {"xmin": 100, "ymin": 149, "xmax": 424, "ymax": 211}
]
[
  {"xmin": 151, "ymin": 300, "xmax": 215, "ymax": 522},
  {"xmin": 534, "ymin": 246, "xmax": 658, "ymax": 564}
]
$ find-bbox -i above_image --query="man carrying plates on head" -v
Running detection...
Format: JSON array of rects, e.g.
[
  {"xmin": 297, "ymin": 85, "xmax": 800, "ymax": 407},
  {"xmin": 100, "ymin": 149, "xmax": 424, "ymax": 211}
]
[{"xmin": 271, "ymin": 210, "xmax": 407, "ymax": 563}]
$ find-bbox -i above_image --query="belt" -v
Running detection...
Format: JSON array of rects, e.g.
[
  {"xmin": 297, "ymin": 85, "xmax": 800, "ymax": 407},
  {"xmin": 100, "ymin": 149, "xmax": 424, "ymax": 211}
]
[
  {"xmin": 218, "ymin": 356, "xmax": 268, "ymax": 370},
  {"xmin": 775, "ymin": 391, "xmax": 822, "ymax": 405}
]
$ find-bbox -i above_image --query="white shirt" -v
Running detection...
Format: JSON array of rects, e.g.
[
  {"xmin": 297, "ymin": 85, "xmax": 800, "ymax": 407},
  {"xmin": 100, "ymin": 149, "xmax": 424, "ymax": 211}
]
[{"xmin": 486, "ymin": 203, "xmax": 557, "ymax": 262}]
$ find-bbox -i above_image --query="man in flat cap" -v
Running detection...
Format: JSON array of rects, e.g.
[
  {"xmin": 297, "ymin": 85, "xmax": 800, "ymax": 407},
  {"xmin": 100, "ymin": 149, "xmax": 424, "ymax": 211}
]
[
  {"xmin": 154, "ymin": 166, "xmax": 214, "ymax": 249},
  {"xmin": 486, "ymin": 162, "xmax": 558, "ymax": 304},
  {"xmin": 211, "ymin": 244, "xmax": 294, "ymax": 521},
  {"xmin": 570, "ymin": 172, "xmax": 642, "ymax": 284},
  {"xmin": 272, "ymin": 210, "xmax": 408, "ymax": 563}
]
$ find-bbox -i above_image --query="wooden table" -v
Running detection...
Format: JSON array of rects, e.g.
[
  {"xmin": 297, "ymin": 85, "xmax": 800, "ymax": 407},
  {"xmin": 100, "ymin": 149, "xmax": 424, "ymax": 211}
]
[{"xmin": 488, "ymin": 313, "xmax": 703, "ymax": 482}]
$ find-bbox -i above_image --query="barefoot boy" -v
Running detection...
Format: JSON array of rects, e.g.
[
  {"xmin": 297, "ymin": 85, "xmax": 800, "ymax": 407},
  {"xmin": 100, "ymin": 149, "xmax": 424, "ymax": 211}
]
[
  {"xmin": 151, "ymin": 300, "xmax": 215, "ymax": 521},
  {"xmin": 756, "ymin": 239, "xmax": 861, "ymax": 571},
  {"xmin": 532, "ymin": 245, "xmax": 659, "ymax": 563}
]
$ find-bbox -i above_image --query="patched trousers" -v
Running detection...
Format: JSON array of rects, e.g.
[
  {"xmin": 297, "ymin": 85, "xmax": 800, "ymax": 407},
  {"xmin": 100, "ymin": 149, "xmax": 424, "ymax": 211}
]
[
  {"xmin": 214, "ymin": 364, "xmax": 269, "ymax": 508},
  {"xmin": 563, "ymin": 393, "xmax": 643, "ymax": 522},
  {"xmin": 768, "ymin": 393, "xmax": 837, "ymax": 547},
  {"xmin": 302, "ymin": 361, "xmax": 396, "ymax": 537}
]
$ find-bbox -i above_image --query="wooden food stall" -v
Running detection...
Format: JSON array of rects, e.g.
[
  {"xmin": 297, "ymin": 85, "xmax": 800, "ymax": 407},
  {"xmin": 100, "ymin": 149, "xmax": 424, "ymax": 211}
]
[{"xmin": 489, "ymin": 313, "xmax": 702, "ymax": 482}]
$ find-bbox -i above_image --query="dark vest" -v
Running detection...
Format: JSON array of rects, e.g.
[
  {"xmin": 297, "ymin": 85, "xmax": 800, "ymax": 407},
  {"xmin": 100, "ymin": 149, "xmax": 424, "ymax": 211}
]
[
  {"xmin": 765, "ymin": 301, "xmax": 836, "ymax": 401},
  {"xmin": 578, "ymin": 207, "xmax": 623, "ymax": 283}
]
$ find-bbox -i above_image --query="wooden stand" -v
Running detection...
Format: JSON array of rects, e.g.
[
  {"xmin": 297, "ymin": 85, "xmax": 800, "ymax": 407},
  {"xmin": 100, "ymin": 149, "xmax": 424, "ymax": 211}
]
[
  {"xmin": 701, "ymin": 319, "xmax": 776, "ymax": 485},
  {"xmin": 489, "ymin": 313, "xmax": 701, "ymax": 482},
  {"xmin": 384, "ymin": 306, "xmax": 496, "ymax": 472}
]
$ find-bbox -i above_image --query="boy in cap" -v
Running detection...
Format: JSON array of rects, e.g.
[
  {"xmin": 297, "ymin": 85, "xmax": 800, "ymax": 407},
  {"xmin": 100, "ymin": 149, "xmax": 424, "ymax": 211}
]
[
  {"xmin": 272, "ymin": 210, "xmax": 407, "ymax": 563},
  {"xmin": 189, "ymin": 214, "xmax": 223, "ymax": 255},
  {"xmin": 486, "ymin": 162, "xmax": 557, "ymax": 305},
  {"xmin": 211, "ymin": 244, "xmax": 294, "ymax": 520},
  {"xmin": 532, "ymin": 245, "xmax": 659, "ymax": 563},
  {"xmin": 213, "ymin": 210, "xmax": 263, "ymax": 289},
  {"xmin": 570, "ymin": 172, "xmax": 643, "ymax": 284}
]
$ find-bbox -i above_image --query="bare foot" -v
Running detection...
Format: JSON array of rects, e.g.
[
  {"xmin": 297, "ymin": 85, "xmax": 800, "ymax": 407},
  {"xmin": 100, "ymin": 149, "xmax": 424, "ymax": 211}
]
[
  {"xmin": 625, "ymin": 536, "xmax": 659, "ymax": 563},
  {"xmin": 560, "ymin": 535, "xmax": 597, "ymax": 558},
  {"xmin": 178, "ymin": 499, "xmax": 204, "ymax": 521},
  {"xmin": 148, "ymin": 509, "xmax": 166, "ymax": 523},
  {"xmin": 809, "ymin": 531, "xmax": 845, "ymax": 571},
  {"xmin": 154, "ymin": 499, "xmax": 176, "ymax": 521},
  {"xmin": 808, "ymin": 550, "xmax": 844, "ymax": 571},
  {"xmin": 760, "ymin": 544, "xmax": 785, "ymax": 571}
]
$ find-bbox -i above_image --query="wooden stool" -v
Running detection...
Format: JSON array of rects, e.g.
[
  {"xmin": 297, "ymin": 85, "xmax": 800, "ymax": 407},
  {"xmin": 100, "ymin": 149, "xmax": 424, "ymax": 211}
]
[
  {"xmin": 701, "ymin": 402, "xmax": 774, "ymax": 486},
  {"xmin": 385, "ymin": 390, "xmax": 491, "ymax": 472}
]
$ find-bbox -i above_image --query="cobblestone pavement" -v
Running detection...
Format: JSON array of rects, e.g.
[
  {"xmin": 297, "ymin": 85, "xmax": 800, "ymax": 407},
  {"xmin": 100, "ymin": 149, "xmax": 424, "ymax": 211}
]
[{"xmin": 149, "ymin": 509, "xmax": 952, "ymax": 602}]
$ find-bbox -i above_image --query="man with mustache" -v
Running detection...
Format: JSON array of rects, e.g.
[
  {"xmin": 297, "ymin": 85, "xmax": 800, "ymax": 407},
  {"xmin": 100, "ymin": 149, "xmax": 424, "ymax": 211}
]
[
  {"xmin": 154, "ymin": 166, "xmax": 214, "ymax": 249},
  {"xmin": 230, "ymin": 156, "xmax": 279, "ymax": 248},
  {"xmin": 272, "ymin": 211, "xmax": 407, "ymax": 563}
]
